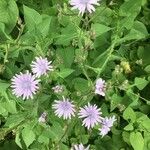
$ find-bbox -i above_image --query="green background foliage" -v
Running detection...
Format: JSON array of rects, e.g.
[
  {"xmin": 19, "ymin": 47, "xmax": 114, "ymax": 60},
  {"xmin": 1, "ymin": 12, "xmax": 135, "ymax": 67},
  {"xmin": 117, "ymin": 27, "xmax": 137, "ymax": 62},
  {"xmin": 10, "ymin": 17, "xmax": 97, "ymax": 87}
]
[{"xmin": 0, "ymin": 0, "xmax": 150, "ymax": 149}]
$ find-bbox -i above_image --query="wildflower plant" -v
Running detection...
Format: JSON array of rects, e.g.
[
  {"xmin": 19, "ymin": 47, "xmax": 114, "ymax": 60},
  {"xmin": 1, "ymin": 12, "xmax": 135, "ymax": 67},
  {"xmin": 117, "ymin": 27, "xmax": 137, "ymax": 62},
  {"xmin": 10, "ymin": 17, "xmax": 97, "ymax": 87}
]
[{"xmin": 0, "ymin": 0, "xmax": 150, "ymax": 150}]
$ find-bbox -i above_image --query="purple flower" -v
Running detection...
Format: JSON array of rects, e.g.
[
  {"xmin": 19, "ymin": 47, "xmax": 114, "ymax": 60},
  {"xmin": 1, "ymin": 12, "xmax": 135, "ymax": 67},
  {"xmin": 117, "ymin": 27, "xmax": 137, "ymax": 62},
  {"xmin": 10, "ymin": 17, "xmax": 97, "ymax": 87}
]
[
  {"xmin": 95, "ymin": 78, "xmax": 106, "ymax": 96},
  {"xmin": 52, "ymin": 97, "xmax": 75, "ymax": 119},
  {"xmin": 71, "ymin": 143, "xmax": 90, "ymax": 150},
  {"xmin": 38, "ymin": 112, "xmax": 47, "ymax": 123},
  {"xmin": 31, "ymin": 56, "xmax": 53, "ymax": 77},
  {"xmin": 99, "ymin": 115, "xmax": 116, "ymax": 137},
  {"xmin": 52, "ymin": 85, "xmax": 63, "ymax": 93},
  {"xmin": 78, "ymin": 103, "xmax": 102, "ymax": 129},
  {"xmin": 11, "ymin": 71, "xmax": 40, "ymax": 99},
  {"xmin": 70, "ymin": 0, "xmax": 100, "ymax": 15},
  {"xmin": 99, "ymin": 125, "xmax": 110, "ymax": 137}
]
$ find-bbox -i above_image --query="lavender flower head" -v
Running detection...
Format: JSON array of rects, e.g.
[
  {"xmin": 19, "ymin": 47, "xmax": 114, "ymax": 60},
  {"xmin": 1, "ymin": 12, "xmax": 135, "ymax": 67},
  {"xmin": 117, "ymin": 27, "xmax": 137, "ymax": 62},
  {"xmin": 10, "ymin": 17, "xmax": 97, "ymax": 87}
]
[
  {"xmin": 99, "ymin": 115, "xmax": 116, "ymax": 137},
  {"xmin": 70, "ymin": 0, "xmax": 100, "ymax": 15},
  {"xmin": 78, "ymin": 103, "xmax": 102, "ymax": 129},
  {"xmin": 95, "ymin": 78, "xmax": 106, "ymax": 96},
  {"xmin": 31, "ymin": 56, "xmax": 53, "ymax": 78},
  {"xmin": 11, "ymin": 71, "xmax": 40, "ymax": 99},
  {"xmin": 52, "ymin": 85, "xmax": 63, "ymax": 93},
  {"xmin": 52, "ymin": 97, "xmax": 75, "ymax": 119},
  {"xmin": 71, "ymin": 143, "xmax": 90, "ymax": 150},
  {"xmin": 38, "ymin": 112, "xmax": 47, "ymax": 123}
]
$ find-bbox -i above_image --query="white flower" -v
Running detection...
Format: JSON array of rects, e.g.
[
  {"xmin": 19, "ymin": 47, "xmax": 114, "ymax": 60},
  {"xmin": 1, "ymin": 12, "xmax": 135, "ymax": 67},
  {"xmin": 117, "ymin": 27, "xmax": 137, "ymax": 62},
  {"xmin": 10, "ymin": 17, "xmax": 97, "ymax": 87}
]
[
  {"xmin": 95, "ymin": 78, "xmax": 106, "ymax": 96},
  {"xmin": 99, "ymin": 115, "xmax": 116, "ymax": 137},
  {"xmin": 70, "ymin": 0, "xmax": 100, "ymax": 15},
  {"xmin": 52, "ymin": 97, "xmax": 75, "ymax": 119},
  {"xmin": 31, "ymin": 56, "xmax": 53, "ymax": 77}
]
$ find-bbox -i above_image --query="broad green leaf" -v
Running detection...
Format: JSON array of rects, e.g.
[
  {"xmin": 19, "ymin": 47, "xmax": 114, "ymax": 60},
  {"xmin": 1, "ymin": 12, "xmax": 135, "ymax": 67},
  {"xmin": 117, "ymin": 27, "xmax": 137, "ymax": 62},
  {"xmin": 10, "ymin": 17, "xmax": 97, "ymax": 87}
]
[
  {"xmin": 124, "ymin": 124, "xmax": 134, "ymax": 131},
  {"xmin": 1, "ymin": 100, "xmax": 17, "ymax": 114},
  {"xmin": 123, "ymin": 107, "xmax": 136, "ymax": 123},
  {"xmin": 55, "ymin": 24, "xmax": 77, "ymax": 46},
  {"xmin": 57, "ymin": 47, "xmax": 74, "ymax": 68},
  {"xmin": 134, "ymin": 77, "xmax": 148, "ymax": 90},
  {"xmin": 91, "ymin": 23, "xmax": 112, "ymax": 37},
  {"xmin": 23, "ymin": 5, "xmax": 42, "ymax": 31},
  {"xmin": 57, "ymin": 68, "xmax": 74, "ymax": 79},
  {"xmin": 0, "ymin": 0, "xmax": 18, "ymax": 33},
  {"xmin": 110, "ymin": 94, "xmax": 122, "ymax": 111},
  {"xmin": 144, "ymin": 65, "xmax": 150, "ymax": 73},
  {"xmin": 22, "ymin": 127, "xmax": 36, "ymax": 148},
  {"xmin": 38, "ymin": 15, "xmax": 52, "ymax": 38},
  {"xmin": 73, "ymin": 78, "xmax": 89, "ymax": 92},
  {"xmin": 119, "ymin": 0, "xmax": 142, "ymax": 17},
  {"xmin": 130, "ymin": 132, "xmax": 144, "ymax": 150},
  {"xmin": 38, "ymin": 134, "xmax": 49, "ymax": 145},
  {"xmin": 0, "ymin": 22, "xmax": 10, "ymax": 41},
  {"xmin": 118, "ymin": 21, "xmax": 148, "ymax": 44}
]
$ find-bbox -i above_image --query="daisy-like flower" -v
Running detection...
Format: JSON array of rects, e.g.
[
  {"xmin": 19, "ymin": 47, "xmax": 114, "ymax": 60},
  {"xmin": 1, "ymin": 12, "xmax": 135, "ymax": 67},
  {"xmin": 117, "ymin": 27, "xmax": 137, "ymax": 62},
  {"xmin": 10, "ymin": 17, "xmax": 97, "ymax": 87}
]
[
  {"xmin": 99, "ymin": 125, "xmax": 110, "ymax": 137},
  {"xmin": 71, "ymin": 143, "xmax": 90, "ymax": 150},
  {"xmin": 52, "ymin": 85, "xmax": 63, "ymax": 93},
  {"xmin": 38, "ymin": 112, "xmax": 47, "ymax": 123},
  {"xmin": 78, "ymin": 103, "xmax": 102, "ymax": 129},
  {"xmin": 11, "ymin": 71, "xmax": 40, "ymax": 99},
  {"xmin": 95, "ymin": 78, "xmax": 106, "ymax": 96},
  {"xmin": 31, "ymin": 56, "xmax": 53, "ymax": 78},
  {"xmin": 52, "ymin": 97, "xmax": 75, "ymax": 119},
  {"xmin": 70, "ymin": 0, "xmax": 100, "ymax": 15},
  {"xmin": 99, "ymin": 115, "xmax": 116, "ymax": 137}
]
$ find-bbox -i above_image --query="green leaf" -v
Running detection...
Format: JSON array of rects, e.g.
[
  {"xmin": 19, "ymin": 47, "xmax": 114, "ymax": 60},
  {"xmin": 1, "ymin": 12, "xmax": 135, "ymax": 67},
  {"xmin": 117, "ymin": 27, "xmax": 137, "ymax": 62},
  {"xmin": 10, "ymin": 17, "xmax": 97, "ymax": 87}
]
[
  {"xmin": 0, "ymin": 22, "xmax": 10, "ymax": 41},
  {"xmin": 124, "ymin": 124, "xmax": 134, "ymax": 131},
  {"xmin": 110, "ymin": 94, "xmax": 122, "ymax": 111},
  {"xmin": 57, "ymin": 68, "xmax": 74, "ymax": 79},
  {"xmin": 38, "ymin": 15, "xmax": 52, "ymax": 38},
  {"xmin": 55, "ymin": 24, "xmax": 77, "ymax": 46},
  {"xmin": 130, "ymin": 132, "xmax": 144, "ymax": 150},
  {"xmin": 23, "ymin": 5, "xmax": 42, "ymax": 31},
  {"xmin": 15, "ymin": 130, "xmax": 22, "ymax": 149},
  {"xmin": 118, "ymin": 21, "xmax": 148, "ymax": 44},
  {"xmin": 123, "ymin": 107, "xmax": 136, "ymax": 123},
  {"xmin": 73, "ymin": 78, "xmax": 89, "ymax": 92},
  {"xmin": 144, "ymin": 65, "xmax": 150, "ymax": 73},
  {"xmin": 2, "ymin": 100, "xmax": 17, "ymax": 114},
  {"xmin": 57, "ymin": 47, "xmax": 74, "ymax": 68},
  {"xmin": 119, "ymin": 0, "xmax": 142, "ymax": 17},
  {"xmin": 134, "ymin": 77, "xmax": 149, "ymax": 90},
  {"xmin": 91, "ymin": 23, "xmax": 112, "ymax": 37},
  {"xmin": 0, "ymin": 0, "xmax": 19, "ymax": 33},
  {"xmin": 22, "ymin": 127, "xmax": 36, "ymax": 148}
]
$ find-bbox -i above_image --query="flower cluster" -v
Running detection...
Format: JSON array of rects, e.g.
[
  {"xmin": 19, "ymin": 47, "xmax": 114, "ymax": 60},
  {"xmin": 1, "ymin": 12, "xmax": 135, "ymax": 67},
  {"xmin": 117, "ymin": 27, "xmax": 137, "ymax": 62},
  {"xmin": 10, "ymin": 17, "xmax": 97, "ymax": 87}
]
[
  {"xmin": 11, "ymin": 57, "xmax": 53, "ymax": 100},
  {"xmin": 52, "ymin": 97, "xmax": 116, "ymax": 137},
  {"xmin": 99, "ymin": 116, "xmax": 116, "ymax": 137}
]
